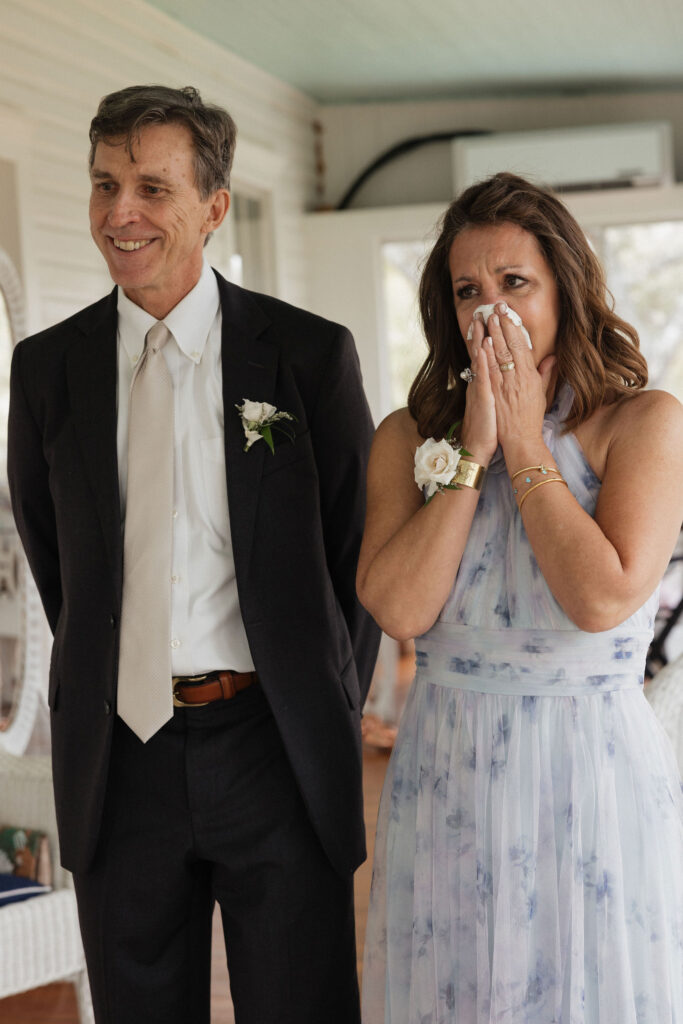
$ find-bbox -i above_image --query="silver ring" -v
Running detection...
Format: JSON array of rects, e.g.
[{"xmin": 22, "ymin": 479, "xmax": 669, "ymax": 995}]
[
  {"xmin": 499, "ymin": 361, "xmax": 516, "ymax": 372},
  {"xmin": 459, "ymin": 367, "xmax": 476, "ymax": 383}
]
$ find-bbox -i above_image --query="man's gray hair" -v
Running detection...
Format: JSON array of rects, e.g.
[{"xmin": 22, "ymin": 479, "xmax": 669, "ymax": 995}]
[{"xmin": 89, "ymin": 84, "xmax": 237, "ymax": 197}]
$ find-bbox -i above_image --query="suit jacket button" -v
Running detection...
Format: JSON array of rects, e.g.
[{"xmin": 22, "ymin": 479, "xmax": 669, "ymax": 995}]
[
  {"xmin": 104, "ymin": 700, "xmax": 112, "ymax": 715},
  {"xmin": 110, "ymin": 614, "xmax": 117, "ymax": 628}
]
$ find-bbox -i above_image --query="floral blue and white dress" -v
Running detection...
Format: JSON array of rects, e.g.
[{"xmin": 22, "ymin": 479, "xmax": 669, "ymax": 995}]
[{"xmin": 362, "ymin": 386, "xmax": 683, "ymax": 1024}]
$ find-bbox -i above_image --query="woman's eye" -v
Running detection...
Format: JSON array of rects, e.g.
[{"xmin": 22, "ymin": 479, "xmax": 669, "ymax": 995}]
[
  {"xmin": 456, "ymin": 284, "xmax": 477, "ymax": 300},
  {"xmin": 505, "ymin": 275, "xmax": 526, "ymax": 288}
]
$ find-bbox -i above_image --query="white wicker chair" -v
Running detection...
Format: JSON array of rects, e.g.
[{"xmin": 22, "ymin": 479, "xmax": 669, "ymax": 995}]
[
  {"xmin": 0, "ymin": 747, "xmax": 94, "ymax": 1021},
  {"xmin": 646, "ymin": 653, "xmax": 683, "ymax": 775}
]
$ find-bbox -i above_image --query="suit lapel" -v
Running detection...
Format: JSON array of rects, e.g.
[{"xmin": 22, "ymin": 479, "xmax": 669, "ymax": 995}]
[
  {"xmin": 216, "ymin": 273, "xmax": 277, "ymax": 582},
  {"xmin": 66, "ymin": 291, "xmax": 122, "ymax": 593},
  {"xmin": 65, "ymin": 275, "xmax": 275, "ymax": 601}
]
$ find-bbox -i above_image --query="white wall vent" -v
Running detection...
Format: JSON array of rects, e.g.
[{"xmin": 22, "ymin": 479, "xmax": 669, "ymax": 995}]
[{"xmin": 452, "ymin": 122, "xmax": 674, "ymax": 194}]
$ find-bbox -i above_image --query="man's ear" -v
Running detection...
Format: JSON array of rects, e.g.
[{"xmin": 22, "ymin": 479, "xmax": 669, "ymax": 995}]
[{"xmin": 204, "ymin": 189, "xmax": 230, "ymax": 234}]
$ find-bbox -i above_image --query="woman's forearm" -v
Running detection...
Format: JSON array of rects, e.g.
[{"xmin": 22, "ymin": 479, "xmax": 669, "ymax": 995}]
[{"xmin": 357, "ymin": 484, "xmax": 481, "ymax": 639}]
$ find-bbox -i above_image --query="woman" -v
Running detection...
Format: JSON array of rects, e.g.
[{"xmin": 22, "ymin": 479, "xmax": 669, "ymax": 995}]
[{"xmin": 358, "ymin": 173, "xmax": 683, "ymax": 1023}]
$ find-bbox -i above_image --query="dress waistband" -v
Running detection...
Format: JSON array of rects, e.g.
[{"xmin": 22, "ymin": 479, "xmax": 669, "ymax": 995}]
[{"xmin": 414, "ymin": 623, "xmax": 649, "ymax": 696}]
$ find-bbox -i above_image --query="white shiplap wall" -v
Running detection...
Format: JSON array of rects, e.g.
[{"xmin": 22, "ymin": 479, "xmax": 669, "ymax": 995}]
[{"xmin": 0, "ymin": 0, "xmax": 319, "ymax": 335}]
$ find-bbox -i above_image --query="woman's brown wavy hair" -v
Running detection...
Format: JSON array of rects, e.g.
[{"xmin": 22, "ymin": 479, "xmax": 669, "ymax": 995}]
[{"xmin": 408, "ymin": 172, "xmax": 647, "ymax": 439}]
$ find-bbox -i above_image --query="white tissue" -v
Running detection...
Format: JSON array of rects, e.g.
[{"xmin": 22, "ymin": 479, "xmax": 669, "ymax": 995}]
[{"xmin": 466, "ymin": 303, "xmax": 532, "ymax": 349}]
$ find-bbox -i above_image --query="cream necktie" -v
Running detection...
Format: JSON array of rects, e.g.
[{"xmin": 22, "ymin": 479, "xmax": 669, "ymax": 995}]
[{"xmin": 117, "ymin": 322, "xmax": 174, "ymax": 742}]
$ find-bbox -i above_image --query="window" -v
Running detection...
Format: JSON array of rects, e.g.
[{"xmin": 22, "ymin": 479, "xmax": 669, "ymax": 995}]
[
  {"xmin": 0, "ymin": 254, "xmax": 25, "ymax": 742},
  {"xmin": 0, "ymin": 287, "xmax": 11, "ymax": 481},
  {"xmin": 210, "ymin": 188, "xmax": 273, "ymax": 294},
  {"xmin": 596, "ymin": 220, "xmax": 683, "ymax": 402},
  {"xmin": 382, "ymin": 241, "xmax": 429, "ymax": 409}
]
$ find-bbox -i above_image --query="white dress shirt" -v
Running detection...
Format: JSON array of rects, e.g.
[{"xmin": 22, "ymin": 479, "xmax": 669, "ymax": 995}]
[{"xmin": 116, "ymin": 259, "xmax": 255, "ymax": 675}]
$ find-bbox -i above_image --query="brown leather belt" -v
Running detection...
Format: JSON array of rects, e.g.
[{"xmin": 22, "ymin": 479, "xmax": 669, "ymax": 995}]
[{"xmin": 172, "ymin": 670, "xmax": 258, "ymax": 708}]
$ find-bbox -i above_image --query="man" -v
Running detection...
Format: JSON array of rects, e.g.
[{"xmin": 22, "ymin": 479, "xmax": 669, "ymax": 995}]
[{"xmin": 8, "ymin": 85, "xmax": 379, "ymax": 1024}]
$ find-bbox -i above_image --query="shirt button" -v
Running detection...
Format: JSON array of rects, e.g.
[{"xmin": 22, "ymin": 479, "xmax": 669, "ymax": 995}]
[
  {"xmin": 132, "ymin": 354, "xmax": 139, "ymax": 365},
  {"xmin": 172, "ymin": 509, "xmax": 178, "ymax": 519},
  {"xmin": 191, "ymin": 351, "xmax": 200, "ymax": 362},
  {"xmin": 171, "ymin": 575, "xmax": 179, "ymax": 584},
  {"xmin": 170, "ymin": 638, "xmax": 181, "ymax": 649}
]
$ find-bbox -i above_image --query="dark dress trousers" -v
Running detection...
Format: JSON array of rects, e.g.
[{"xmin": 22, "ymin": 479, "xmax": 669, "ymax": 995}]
[{"xmin": 8, "ymin": 270, "xmax": 381, "ymax": 1023}]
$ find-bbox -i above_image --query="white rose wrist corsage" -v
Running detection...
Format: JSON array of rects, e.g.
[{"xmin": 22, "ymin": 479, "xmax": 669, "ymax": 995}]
[{"xmin": 414, "ymin": 425, "xmax": 485, "ymax": 503}]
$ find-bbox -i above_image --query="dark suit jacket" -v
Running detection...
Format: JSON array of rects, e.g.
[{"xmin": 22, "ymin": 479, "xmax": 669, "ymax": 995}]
[{"xmin": 8, "ymin": 270, "xmax": 380, "ymax": 877}]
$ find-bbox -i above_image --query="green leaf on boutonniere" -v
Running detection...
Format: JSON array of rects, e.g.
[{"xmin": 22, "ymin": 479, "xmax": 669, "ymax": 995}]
[{"xmin": 261, "ymin": 425, "xmax": 275, "ymax": 454}]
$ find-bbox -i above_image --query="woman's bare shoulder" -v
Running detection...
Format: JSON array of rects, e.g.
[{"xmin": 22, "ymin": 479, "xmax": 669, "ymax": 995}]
[
  {"xmin": 367, "ymin": 408, "xmax": 426, "ymax": 490},
  {"xmin": 596, "ymin": 389, "xmax": 683, "ymax": 482},
  {"xmin": 608, "ymin": 388, "xmax": 683, "ymax": 443},
  {"xmin": 374, "ymin": 406, "xmax": 423, "ymax": 450},
  {"xmin": 577, "ymin": 388, "xmax": 683, "ymax": 480}
]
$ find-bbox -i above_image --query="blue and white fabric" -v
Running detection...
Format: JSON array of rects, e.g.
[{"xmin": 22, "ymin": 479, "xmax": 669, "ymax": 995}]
[{"xmin": 362, "ymin": 386, "xmax": 683, "ymax": 1024}]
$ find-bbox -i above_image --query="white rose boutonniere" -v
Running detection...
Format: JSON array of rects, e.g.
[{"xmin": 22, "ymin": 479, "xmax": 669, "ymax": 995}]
[
  {"xmin": 236, "ymin": 399, "xmax": 297, "ymax": 453},
  {"xmin": 414, "ymin": 424, "xmax": 472, "ymax": 503}
]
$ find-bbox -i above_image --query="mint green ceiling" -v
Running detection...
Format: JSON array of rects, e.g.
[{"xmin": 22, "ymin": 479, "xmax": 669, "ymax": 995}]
[{"xmin": 146, "ymin": 0, "xmax": 683, "ymax": 103}]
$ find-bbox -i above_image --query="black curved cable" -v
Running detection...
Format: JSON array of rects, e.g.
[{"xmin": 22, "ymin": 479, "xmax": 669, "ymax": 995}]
[{"xmin": 335, "ymin": 129, "xmax": 492, "ymax": 210}]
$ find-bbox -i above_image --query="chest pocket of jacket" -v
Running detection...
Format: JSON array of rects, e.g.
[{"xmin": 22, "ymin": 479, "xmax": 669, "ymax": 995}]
[{"xmin": 260, "ymin": 428, "xmax": 313, "ymax": 478}]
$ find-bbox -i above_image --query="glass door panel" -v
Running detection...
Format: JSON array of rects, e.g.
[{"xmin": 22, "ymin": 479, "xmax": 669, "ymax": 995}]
[
  {"xmin": 208, "ymin": 189, "xmax": 273, "ymax": 294},
  {"xmin": 598, "ymin": 220, "xmax": 683, "ymax": 401},
  {"xmin": 382, "ymin": 241, "xmax": 429, "ymax": 409}
]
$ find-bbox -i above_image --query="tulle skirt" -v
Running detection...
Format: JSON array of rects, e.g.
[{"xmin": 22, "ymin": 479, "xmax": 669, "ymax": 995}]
[{"xmin": 362, "ymin": 674, "xmax": 683, "ymax": 1024}]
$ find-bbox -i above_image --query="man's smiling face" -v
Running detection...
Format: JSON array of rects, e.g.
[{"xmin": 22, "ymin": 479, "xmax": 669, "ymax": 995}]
[{"xmin": 89, "ymin": 121, "xmax": 228, "ymax": 318}]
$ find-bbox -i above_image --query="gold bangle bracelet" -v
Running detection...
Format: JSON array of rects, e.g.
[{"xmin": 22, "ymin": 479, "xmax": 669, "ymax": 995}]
[
  {"xmin": 452, "ymin": 459, "xmax": 486, "ymax": 490},
  {"xmin": 518, "ymin": 475, "xmax": 568, "ymax": 511},
  {"xmin": 510, "ymin": 463, "xmax": 561, "ymax": 483}
]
